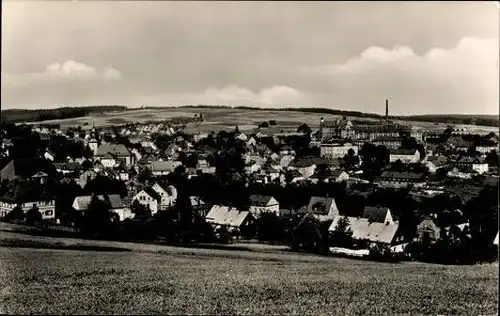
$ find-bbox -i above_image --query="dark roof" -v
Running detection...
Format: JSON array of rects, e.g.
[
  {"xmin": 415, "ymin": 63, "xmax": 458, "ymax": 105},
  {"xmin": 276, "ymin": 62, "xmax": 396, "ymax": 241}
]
[
  {"xmin": 362, "ymin": 206, "xmax": 390, "ymax": 223},
  {"xmin": 249, "ymin": 195, "xmax": 275, "ymax": 206},
  {"xmin": 418, "ymin": 219, "xmax": 440, "ymax": 231},
  {"xmin": 482, "ymin": 175, "xmax": 499, "ymax": 187},
  {"xmin": 456, "ymin": 156, "xmax": 486, "ymax": 164},
  {"xmin": 447, "ymin": 136, "xmax": 472, "ymax": 147},
  {"xmin": 373, "ymin": 136, "xmax": 402, "ymax": 142},
  {"xmin": 304, "ymin": 196, "xmax": 337, "ymax": 216},
  {"xmin": 143, "ymin": 187, "xmax": 161, "ymax": 201},
  {"xmin": 0, "ymin": 159, "xmax": 56, "ymax": 181},
  {"xmin": 280, "ymin": 145, "xmax": 294, "ymax": 151},
  {"xmin": 426, "ymin": 156, "xmax": 449, "ymax": 167},
  {"xmin": 390, "ymin": 148, "xmax": 418, "ymax": 155},
  {"xmin": 379, "ymin": 171, "xmax": 425, "ymax": 180},
  {"xmin": 478, "ymin": 140, "xmax": 498, "ymax": 147},
  {"xmin": 0, "ymin": 182, "xmax": 53, "ymax": 204},
  {"xmin": 353, "ymin": 124, "xmax": 402, "ymax": 133},
  {"xmin": 330, "ymin": 170, "xmax": 348, "ymax": 178},
  {"xmin": 96, "ymin": 144, "xmax": 131, "ymax": 157},
  {"xmin": 53, "ymin": 162, "xmax": 81, "ymax": 171},
  {"xmin": 290, "ymin": 156, "xmax": 329, "ymax": 168},
  {"xmin": 289, "ymin": 169, "xmax": 303, "ymax": 178}
]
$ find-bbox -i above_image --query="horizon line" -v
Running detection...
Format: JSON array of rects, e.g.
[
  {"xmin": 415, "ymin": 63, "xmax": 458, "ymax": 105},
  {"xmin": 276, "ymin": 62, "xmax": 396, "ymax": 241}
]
[{"xmin": 1, "ymin": 104, "xmax": 498, "ymax": 117}]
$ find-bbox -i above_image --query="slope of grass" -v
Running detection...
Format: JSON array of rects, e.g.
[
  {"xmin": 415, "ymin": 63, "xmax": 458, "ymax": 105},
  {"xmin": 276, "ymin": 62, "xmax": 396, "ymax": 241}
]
[{"xmin": 0, "ymin": 245, "xmax": 497, "ymax": 315}]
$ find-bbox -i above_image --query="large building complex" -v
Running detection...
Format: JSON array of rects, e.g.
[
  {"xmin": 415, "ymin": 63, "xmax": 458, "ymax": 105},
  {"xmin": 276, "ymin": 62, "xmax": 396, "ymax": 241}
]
[{"xmin": 319, "ymin": 100, "xmax": 422, "ymax": 142}]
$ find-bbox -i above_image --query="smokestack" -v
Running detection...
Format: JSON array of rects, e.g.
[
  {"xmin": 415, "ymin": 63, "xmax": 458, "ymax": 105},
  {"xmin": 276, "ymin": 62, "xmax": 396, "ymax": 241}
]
[
  {"xmin": 385, "ymin": 99, "xmax": 389, "ymax": 124},
  {"xmin": 319, "ymin": 117, "xmax": 324, "ymax": 140}
]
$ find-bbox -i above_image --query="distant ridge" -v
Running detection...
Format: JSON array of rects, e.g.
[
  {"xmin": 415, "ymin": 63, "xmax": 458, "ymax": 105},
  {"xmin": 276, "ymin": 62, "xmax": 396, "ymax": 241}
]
[
  {"xmin": 1, "ymin": 104, "xmax": 497, "ymax": 127},
  {"xmin": 1, "ymin": 105, "xmax": 126, "ymax": 124}
]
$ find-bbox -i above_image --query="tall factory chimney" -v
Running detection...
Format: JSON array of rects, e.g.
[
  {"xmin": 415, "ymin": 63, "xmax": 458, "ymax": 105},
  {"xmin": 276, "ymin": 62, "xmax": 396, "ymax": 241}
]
[{"xmin": 385, "ymin": 99, "xmax": 389, "ymax": 124}]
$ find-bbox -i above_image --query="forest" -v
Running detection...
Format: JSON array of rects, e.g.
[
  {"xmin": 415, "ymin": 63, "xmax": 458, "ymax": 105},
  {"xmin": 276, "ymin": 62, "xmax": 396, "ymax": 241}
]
[{"xmin": 1, "ymin": 106, "xmax": 126, "ymax": 123}]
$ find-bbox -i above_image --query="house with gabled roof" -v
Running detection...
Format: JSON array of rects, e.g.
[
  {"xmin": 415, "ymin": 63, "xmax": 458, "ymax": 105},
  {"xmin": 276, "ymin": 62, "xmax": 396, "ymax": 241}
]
[
  {"xmin": 72, "ymin": 194, "xmax": 132, "ymax": 221},
  {"xmin": 453, "ymin": 156, "xmax": 489, "ymax": 174},
  {"xmin": 372, "ymin": 136, "xmax": 403, "ymax": 150},
  {"xmin": 53, "ymin": 162, "xmax": 81, "ymax": 175},
  {"xmin": 424, "ymin": 156, "xmax": 449, "ymax": 173},
  {"xmin": 375, "ymin": 171, "xmax": 426, "ymax": 188},
  {"xmin": 476, "ymin": 141, "xmax": 498, "ymax": 155},
  {"xmin": 298, "ymin": 196, "xmax": 339, "ymax": 222},
  {"xmin": 389, "ymin": 148, "xmax": 421, "ymax": 163},
  {"xmin": 244, "ymin": 161, "xmax": 262, "ymax": 174},
  {"xmin": 447, "ymin": 136, "xmax": 472, "ymax": 152},
  {"xmin": 205, "ymin": 205, "xmax": 255, "ymax": 233},
  {"xmin": 0, "ymin": 159, "xmax": 55, "ymax": 182},
  {"xmin": 190, "ymin": 196, "xmax": 208, "ymax": 217},
  {"xmin": 248, "ymin": 195, "xmax": 279, "ymax": 217},
  {"xmin": 100, "ymin": 152, "xmax": 119, "ymax": 168},
  {"xmin": 235, "ymin": 132, "xmax": 248, "ymax": 141},
  {"xmin": 246, "ymin": 137, "xmax": 257, "ymax": 148},
  {"xmin": 255, "ymin": 131, "xmax": 268, "ymax": 138},
  {"xmin": 255, "ymin": 143, "xmax": 274, "ymax": 157},
  {"xmin": 280, "ymin": 169, "xmax": 305, "ymax": 185},
  {"xmin": 149, "ymin": 160, "xmax": 183, "ymax": 176},
  {"xmin": 280, "ymin": 155, "xmax": 295, "ymax": 168},
  {"xmin": 151, "ymin": 182, "xmax": 177, "ymax": 210},
  {"xmin": 0, "ymin": 182, "xmax": 55, "ymax": 220},
  {"xmin": 417, "ymin": 218, "xmax": 441, "ymax": 244},
  {"xmin": 447, "ymin": 166, "xmax": 475, "ymax": 180},
  {"xmin": 44, "ymin": 149, "xmax": 56, "ymax": 162},
  {"xmin": 329, "ymin": 170, "xmax": 350, "ymax": 183},
  {"xmin": 288, "ymin": 156, "xmax": 328, "ymax": 179},
  {"xmin": 320, "ymin": 142, "xmax": 358, "ymax": 159},
  {"xmin": 362, "ymin": 206, "xmax": 393, "ymax": 224},
  {"xmin": 244, "ymin": 154, "xmax": 266, "ymax": 166},
  {"xmin": 328, "ymin": 207, "xmax": 399, "ymax": 245},
  {"xmin": 279, "ymin": 145, "xmax": 296, "ymax": 157},
  {"xmin": 96, "ymin": 144, "xmax": 134, "ymax": 166},
  {"xmin": 328, "ymin": 218, "xmax": 399, "ymax": 245},
  {"xmin": 132, "ymin": 187, "xmax": 161, "ymax": 214}
]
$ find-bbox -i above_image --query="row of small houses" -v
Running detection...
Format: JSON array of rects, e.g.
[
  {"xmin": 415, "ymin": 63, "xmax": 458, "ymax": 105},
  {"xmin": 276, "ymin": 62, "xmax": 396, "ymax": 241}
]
[
  {"xmin": 205, "ymin": 195, "xmax": 500, "ymax": 251},
  {"xmin": 1, "ymin": 183, "xmax": 498, "ymax": 250},
  {"xmin": 207, "ymin": 197, "xmax": 402, "ymax": 245},
  {"xmin": 20, "ymin": 128, "xmax": 498, "ymax": 190}
]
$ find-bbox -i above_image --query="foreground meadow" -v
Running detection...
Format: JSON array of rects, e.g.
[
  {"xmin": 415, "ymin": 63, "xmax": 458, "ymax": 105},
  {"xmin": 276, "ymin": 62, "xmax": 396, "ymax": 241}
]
[{"xmin": 0, "ymin": 246, "xmax": 497, "ymax": 315}]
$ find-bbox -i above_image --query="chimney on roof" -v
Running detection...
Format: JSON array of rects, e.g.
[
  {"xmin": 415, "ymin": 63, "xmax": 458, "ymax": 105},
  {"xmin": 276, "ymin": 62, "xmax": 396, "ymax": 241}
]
[{"xmin": 385, "ymin": 99, "xmax": 389, "ymax": 125}]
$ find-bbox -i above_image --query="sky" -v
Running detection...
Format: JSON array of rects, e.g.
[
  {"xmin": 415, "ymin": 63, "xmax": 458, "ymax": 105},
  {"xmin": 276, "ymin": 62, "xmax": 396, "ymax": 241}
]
[{"xmin": 1, "ymin": 1, "xmax": 499, "ymax": 115}]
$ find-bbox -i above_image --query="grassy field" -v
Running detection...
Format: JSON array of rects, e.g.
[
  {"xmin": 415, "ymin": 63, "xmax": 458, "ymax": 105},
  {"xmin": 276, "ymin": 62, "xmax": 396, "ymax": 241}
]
[
  {"xmin": 0, "ymin": 232, "xmax": 498, "ymax": 315},
  {"xmin": 25, "ymin": 107, "xmax": 498, "ymax": 135}
]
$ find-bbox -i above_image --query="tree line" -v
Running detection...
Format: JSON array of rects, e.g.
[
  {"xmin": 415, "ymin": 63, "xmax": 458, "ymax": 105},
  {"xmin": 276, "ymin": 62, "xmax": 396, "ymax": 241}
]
[{"xmin": 1, "ymin": 106, "xmax": 126, "ymax": 123}]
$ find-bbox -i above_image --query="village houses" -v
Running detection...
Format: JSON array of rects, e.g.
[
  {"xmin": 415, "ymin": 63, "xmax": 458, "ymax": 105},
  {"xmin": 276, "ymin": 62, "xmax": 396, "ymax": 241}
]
[{"xmin": 248, "ymin": 195, "xmax": 280, "ymax": 217}]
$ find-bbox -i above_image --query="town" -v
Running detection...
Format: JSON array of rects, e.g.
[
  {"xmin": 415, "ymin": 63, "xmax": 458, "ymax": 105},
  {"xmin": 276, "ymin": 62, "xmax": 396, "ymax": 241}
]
[{"xmin": 0, "ymin": 101, "xmax": 498, "ymax": 265}]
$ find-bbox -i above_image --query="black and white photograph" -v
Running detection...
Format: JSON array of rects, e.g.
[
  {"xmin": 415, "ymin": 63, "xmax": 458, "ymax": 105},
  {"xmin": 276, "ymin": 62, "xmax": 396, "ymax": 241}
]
[{"xmin": 0, "ymin": 1, "xmax": 498, "ymax": 315}]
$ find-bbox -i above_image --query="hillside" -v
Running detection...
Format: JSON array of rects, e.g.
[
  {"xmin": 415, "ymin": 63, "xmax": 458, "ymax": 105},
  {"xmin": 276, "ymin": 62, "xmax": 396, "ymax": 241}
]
[
  {"xmin": 1, "ymin": 105, "xmax": 497, "ymax": 127},
  {"xmin": 0, "ymin": 105, "xmax": 127, "ymax": 124}
]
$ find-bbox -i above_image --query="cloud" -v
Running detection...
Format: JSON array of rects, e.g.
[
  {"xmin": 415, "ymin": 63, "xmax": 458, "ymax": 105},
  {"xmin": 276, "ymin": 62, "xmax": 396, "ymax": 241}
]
[
  {"xmin": 137, "ymin": 85, "xmax": 308, "ymax": 107},
  {"xmin": 102, "ymin": 67, "xmax": 122, "ymax": 80},
  {"xmin": 1, "ymin": 60, "xmax": 122, "ymax": 86},
  {"xmin": 301, "ymin": 37, "xmax": 498, "ymax": 114},
  {"xmin": 307, "ymin": 37, "xmax": 498, "ymax": 76}
]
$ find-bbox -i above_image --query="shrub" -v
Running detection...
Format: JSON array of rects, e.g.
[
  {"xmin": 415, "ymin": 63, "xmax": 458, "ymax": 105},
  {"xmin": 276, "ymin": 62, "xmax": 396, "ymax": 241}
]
[
  {"xmin": 5, "ymin": 206, "xmax": 24, "ymax": 222},
  {"xmin": 369, "ymin": 244, "xmax": 402, "ymax": 263},
  {"xmin": 25, "ymin": 207, "xmax": 42, "ymax": 226}
]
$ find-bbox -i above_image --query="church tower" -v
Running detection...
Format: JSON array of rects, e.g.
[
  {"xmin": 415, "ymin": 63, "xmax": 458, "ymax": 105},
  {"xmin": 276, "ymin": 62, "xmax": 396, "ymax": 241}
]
[{"xmin": 88, "ymin": 116, "xmax": 99, "ymax": 155}]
